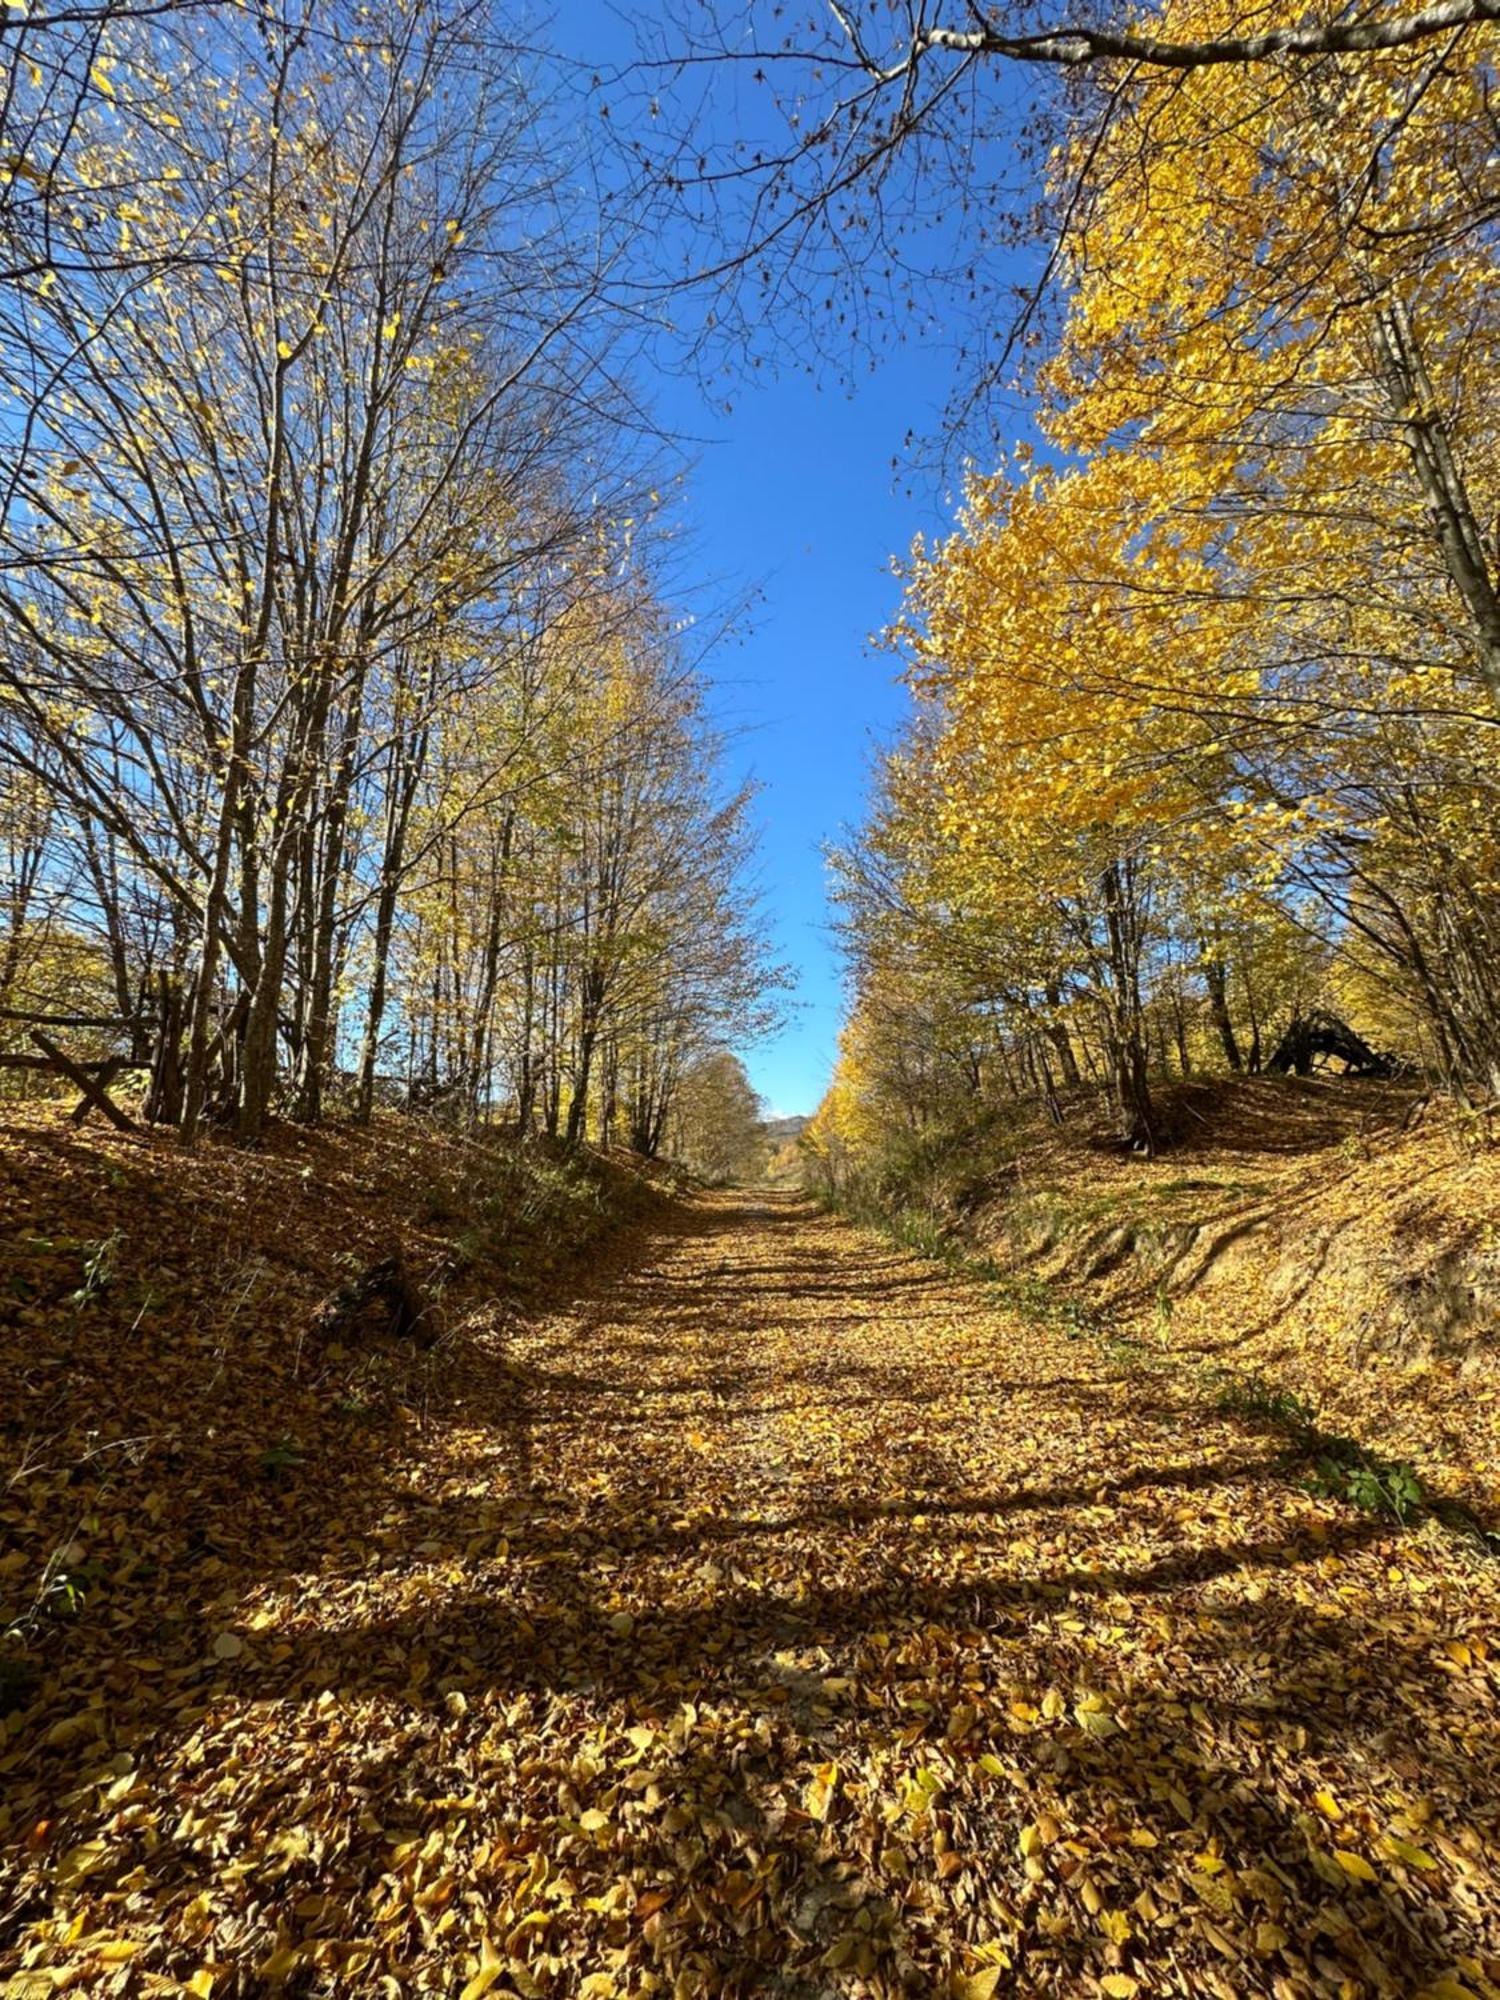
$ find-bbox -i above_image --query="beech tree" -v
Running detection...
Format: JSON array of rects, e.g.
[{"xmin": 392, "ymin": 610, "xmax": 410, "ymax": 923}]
[
  {"xmin": 817, "ymin": 0, "xmax": 1499, "ymax": 1169},
  {"xmin": 391, "ymin": 599, "xmax": 785, "ymax": 1144}
]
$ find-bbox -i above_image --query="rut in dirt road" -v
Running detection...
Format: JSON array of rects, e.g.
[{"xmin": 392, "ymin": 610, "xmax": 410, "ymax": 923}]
[{"xmin": 4, "ymin": 1186, "xmax": 1497, "ymax": 1999}]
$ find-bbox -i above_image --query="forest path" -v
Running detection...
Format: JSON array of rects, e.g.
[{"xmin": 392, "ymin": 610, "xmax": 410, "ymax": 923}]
[{"xmin": 6, "ymin": 1186, "xmax": 1498, "ymax": 1997}]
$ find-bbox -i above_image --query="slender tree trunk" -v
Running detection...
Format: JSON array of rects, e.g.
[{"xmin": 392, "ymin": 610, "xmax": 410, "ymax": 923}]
[
  {"xmin": 1101, "ymin": 860, "xmax": 1156, "ymax": 1154},
  {"xmin": 1203, "ymin": 955, "xmax": 1243, "ymax": 1072},
  {"xmin": 356, "ymin": 885, "xmax": 399, "ymax": 1124},
  {"xmin": 0, "ymin": 831, "xmax": 43, "ymax": 1018},
  {"xmin": 515, "ymin": 934, "xmax": 538, "ymax": 1134},
  {"xmin": 1042, "ymin": 983, "xmax": 1082, "ymax": 1087},
  {"xmin": 180, "ymin": 740, "xmax": 246, "ymax": 1144},
  {"xmin": 1372, "ymin": 298, "xmax": 1500, "ymax": 709},
  {"xmin": 1171, "ymin": 985, "xmax": 1191, "ymax": 1077},
  {"xmin": 1240, "ymin": 963, "xmax": 1263, "ymax": 1074},
  {"xmin": 566, "ymin": 1007, "xmax": 600, "ymax": 1147},
  {"xmin": 239, "ymin": 860, "xmax": 289, "ymax": 1142},
  {"xmin": 599, "ymin": 1032, "xmax": 618, "ymax": 1147},
  {"xmin": 464, "ymin": 814, "xmax": 514, "ymax": 1122},
  {"xmin": 355, "ymin": 728, "xmax": 426, "ymax": 1123}
]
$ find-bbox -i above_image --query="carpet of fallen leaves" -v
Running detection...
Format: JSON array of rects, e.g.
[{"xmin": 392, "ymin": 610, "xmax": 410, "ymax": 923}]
[
  {"xmin": 968, "ymin": 1078, "xmax": 1500, "ymax": 1520},
  {"xmin": 3, "ymin": 1129, "xmax": 1500, "ymax": 1999}
]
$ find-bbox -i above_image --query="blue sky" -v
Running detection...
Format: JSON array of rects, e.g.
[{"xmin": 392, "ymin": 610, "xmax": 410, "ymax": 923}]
[{"xmin": 672, "ymin": 365, "xmax": 956, "ymax": 1119}]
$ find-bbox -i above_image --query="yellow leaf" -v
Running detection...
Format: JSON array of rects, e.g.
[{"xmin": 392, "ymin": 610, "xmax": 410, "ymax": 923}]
[
  {"xmin": 44, "ymin": 1713, "xmax": 96, "ymax": 1749},
  {"xmin": 90, "ymin": 64, "xmax": 116, "ymax": 98},
  {"xmin": 958, "ymin": 1969, "xmax": 1006, "ymax": 2000},
  {"xmin": 1382, "ymin": 1836, "xmax": 1438, "ymax": 1871},
  {"xmin": 460, "ymin": 1967, "xmax": 503, "ymax": 2000},
  {"xmin": 56, "ymin": 1840, "xmax": 108, "ymax": 1887},
  {"xmin": 804, "ymin": 1761, "xmax": 839, "ymax": 1821},
  {"xmin": 1075, "ymin": 1702, "xmax": 1118, "ymax": 1738},
  {"xmin": 1101, "ymin": 1978, "xmax": 1139, "ymax": 1998},
  {"xmin": 1333, "ymin": 1849, "xmax": 1377, "ymax": 1884}
]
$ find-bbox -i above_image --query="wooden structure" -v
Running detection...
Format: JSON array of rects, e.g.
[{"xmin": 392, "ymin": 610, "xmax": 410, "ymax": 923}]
[
  {"xmin": 0, "ymin": 1018, "xmax": 137, "ymax": 1128},
  {"xmin": 1267, "ymin": 1009, "xmax": 1400, "ymax": 1078}
]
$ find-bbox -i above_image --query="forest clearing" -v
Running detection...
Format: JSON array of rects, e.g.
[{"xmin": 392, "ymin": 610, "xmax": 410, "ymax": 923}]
[{"xmin": 2, "ymin": 1097, "xmax": 1498, "ymax": 1997}]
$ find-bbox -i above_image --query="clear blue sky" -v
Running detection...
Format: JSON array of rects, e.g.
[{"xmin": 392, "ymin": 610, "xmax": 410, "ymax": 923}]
[{"xmin": 674, "ymin": 366, "xmax": 956, "ymax": 1119}]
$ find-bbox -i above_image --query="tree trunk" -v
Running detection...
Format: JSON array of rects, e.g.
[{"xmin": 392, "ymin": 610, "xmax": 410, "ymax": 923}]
[
  {"xmin": 180, "ymin": 738, "xmax": 246, "ymax": 1144},
  {"xmin": 1101, "ymin": 860, "xmax": 1156, "ymax": 1154},
  {"xmin": 1239, "ymin": 963, "xmax": 1263, "ymax": 1073},
  {"xmin": 238, "ymin": 858, "xmax": 290, "ymax": 1142},
  {"xmin": 1042, "ymin": 984, "xmax": 1082, "ymax": 1087},
  {"xmin": 1203, "ymin": 955, "xmax": 1243, "ymax": 1072},
  {"xmin": 1372, "ymin": 298, "xmax": 1500, "ymax": 710}
]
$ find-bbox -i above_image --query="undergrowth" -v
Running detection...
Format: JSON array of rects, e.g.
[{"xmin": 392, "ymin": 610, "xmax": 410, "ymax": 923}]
[
  {"xmin": 426, "ymin": 1141, "xmax": 665, "ymax": 1296},
  {"xmin": 1211, "ymin": 1372, "xmax": 1427, "ymax": 1523}
]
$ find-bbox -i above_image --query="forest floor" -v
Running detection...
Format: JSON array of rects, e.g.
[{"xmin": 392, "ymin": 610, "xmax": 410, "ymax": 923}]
[
  {"xmin": 3, "ymin": 1141, "xmax": 1499, "ymax": 1998},
  {"xmin": 933, "ymin": 1077, "xmax": 1500, "ymax": 1526}
]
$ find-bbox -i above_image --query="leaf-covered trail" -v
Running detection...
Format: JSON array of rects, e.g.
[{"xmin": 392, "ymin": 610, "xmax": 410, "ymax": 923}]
[{"xmin": 6, "ymin": 1187, "xmax": 1499, "ymax": 1998}]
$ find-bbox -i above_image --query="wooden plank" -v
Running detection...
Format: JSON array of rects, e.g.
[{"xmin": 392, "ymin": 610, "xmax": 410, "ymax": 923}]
[
  {"xmin": 0, "ymin": 1053, "xmax": 119, "ymax": 1073},
  {"xmin": 28, "ymin": 1030, "xmax": 136, "ymax": 1131},
  {"xmin": 0, "ymin": 1009, "xmax": 132, "ymax": 1028},
  {"xmin": 70, "ymin": 1057, "xmax": 123, "ymax": 1126}
]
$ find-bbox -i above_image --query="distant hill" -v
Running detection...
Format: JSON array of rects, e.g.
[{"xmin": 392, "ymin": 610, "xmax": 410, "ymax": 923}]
[{"xmin": 762, "ymin": 1114, "xmax": 809, "ymax": 1146}]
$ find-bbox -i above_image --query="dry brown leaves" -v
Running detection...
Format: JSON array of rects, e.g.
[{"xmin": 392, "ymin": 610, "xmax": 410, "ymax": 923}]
[
  {"xmin": 975, "ymin": 1077, "xmax": 1500, "ymax": 1518},
  {"xmin": 1, "ymin": 1116, "xmax": 1498, "ymax": 1998}
]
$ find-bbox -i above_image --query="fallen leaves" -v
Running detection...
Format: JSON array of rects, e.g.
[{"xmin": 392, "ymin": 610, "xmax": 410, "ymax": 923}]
[
  {"xmin": 2, "ymin": 1140, "xmax": 1498, "ymax": 1995},
  {"xmin": 804, "ymin": 1759, "xmax": 839, "ymax": 1822},
  {"xmin": 1331, "ymin": 1848, "xmax": 1378, "ymax": 1884}
]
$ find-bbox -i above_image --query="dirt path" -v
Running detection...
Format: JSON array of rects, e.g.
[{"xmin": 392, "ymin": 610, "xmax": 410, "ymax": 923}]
[{"xmin": 5, "ymin": 1187, "xmax": 1498, "ymax": 1998}]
